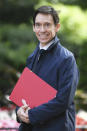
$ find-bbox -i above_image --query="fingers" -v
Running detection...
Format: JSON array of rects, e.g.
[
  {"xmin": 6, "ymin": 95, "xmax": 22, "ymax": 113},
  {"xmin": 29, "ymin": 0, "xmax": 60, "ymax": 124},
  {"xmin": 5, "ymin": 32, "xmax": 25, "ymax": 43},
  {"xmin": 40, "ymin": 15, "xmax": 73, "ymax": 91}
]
[
  {"xmin": 21, "ymin": 110, "xmax": 29, "ymax": 124},
  {"xmin": 17, "ymin": 107, "xmax": 29, "ymax": 123},
  {"xmin": 22, "ymin": 99, "xmax": 31, "ymax": 110},
  {"xmin": 22, "ymin": 99, "xmax": 27, "ymax": 106},
  {"xmin": 17, "ymin": 99, "xmax": 31, "ymax": 124}
]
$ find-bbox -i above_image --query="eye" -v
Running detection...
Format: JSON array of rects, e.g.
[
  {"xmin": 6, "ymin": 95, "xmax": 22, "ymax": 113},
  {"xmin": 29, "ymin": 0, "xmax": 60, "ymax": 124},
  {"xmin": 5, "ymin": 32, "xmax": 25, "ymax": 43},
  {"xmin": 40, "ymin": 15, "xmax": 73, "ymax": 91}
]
[
  {"xmin": 45, "ymin": 23, "xmax": 51, "ymax": 27},
  {"xmin": 35, "ymin": 23, "xmax": 41, "ymax": 28}
]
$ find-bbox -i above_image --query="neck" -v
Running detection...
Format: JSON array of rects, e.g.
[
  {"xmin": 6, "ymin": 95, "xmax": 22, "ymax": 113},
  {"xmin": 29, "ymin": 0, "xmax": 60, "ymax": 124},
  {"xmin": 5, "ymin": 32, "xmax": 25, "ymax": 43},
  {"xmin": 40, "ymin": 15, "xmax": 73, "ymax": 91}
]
[
  {"xmin": 40, "ymin": 38, "xmax": 55, "ymax": 50},
  {"xmin": 40, "ymin": 43, "xmax": 47, "ymax": 47}
]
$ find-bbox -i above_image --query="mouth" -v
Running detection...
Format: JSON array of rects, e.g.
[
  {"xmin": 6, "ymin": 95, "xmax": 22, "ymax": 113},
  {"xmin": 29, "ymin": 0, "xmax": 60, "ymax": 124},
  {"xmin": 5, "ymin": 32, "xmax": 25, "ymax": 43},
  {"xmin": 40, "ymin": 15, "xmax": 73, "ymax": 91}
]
[{"xmin": 38, "ymin": 33, "xmax": 50, "ymax": 39}]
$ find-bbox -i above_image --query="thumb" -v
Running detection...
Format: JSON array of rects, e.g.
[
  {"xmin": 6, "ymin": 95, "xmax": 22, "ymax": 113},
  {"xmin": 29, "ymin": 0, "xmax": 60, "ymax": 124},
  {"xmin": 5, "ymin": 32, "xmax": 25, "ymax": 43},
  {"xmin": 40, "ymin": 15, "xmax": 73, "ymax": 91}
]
[
  {"xmin": 22, "ymin": 99, "xmax": 31, "ymax": 110},
  {"xmin": 22, "ymin": 99, "xmax": 29, "ymax": 109},
  {"xmin": 22, "ymin": 99, "xmax": 28, "ymax": 106}
]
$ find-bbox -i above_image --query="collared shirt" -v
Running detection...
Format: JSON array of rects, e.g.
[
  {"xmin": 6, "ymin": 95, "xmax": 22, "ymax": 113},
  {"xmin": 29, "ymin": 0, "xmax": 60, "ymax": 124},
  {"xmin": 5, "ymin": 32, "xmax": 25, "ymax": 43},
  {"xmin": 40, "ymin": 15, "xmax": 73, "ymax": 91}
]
[{"xmin": 39, "ymin": 39, "xmax": 54, "ymax": 50}]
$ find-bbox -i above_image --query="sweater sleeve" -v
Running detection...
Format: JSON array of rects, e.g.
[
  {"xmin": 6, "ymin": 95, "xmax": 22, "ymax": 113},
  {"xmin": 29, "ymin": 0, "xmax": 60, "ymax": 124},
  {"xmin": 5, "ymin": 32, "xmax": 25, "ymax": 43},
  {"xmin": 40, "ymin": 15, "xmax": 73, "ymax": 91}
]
[{"xmin": 28, "ymin": 55, "xmax": 79, "ymax": 125}]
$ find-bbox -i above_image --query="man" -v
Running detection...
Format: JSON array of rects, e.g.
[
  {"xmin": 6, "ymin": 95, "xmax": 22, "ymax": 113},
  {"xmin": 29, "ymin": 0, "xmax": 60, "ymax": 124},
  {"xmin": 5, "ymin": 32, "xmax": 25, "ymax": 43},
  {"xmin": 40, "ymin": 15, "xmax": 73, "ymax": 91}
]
[{"xmin": 16, "ymin": 5, "xmax": 79, "ymax": 131}]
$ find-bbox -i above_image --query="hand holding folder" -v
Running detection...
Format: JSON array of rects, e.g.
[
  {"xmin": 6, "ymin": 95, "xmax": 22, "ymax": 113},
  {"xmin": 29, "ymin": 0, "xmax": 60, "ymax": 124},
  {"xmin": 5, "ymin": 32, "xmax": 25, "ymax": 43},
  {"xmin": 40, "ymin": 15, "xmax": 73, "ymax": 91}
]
[{"xmin": 9, "ymin": 67, "xmax": 57, "ymax": 108}]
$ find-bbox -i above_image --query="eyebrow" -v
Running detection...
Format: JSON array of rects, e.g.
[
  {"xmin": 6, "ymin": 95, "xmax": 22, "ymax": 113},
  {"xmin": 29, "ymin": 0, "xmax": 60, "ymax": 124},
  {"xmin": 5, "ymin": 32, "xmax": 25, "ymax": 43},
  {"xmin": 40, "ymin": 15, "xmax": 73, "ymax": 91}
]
[{"xmin": 35, "ymin": 21, "xmax": 51, "ymax": 24}]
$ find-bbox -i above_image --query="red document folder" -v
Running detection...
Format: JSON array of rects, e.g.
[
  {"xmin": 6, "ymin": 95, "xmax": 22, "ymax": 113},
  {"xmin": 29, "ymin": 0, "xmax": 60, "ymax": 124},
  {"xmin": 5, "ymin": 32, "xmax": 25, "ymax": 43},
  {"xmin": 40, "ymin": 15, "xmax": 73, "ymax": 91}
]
[{"xmin": 9, "ymin": 67, "xmax": 57, "ymax": 108}]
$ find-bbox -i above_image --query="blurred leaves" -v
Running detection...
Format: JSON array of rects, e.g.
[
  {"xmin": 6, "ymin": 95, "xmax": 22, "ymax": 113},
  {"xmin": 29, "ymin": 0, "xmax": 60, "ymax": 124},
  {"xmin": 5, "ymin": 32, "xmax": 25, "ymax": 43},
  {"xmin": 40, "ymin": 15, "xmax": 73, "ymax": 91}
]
[
  {"xmin": 0, "ymin": 24, "xmax": 33, "ymax": 48},
  {"xmin": 75, "ymin": 90, "xmax": 87, "ymax": 111},
  {"xmin": 0, "ymin": 24, "xmax": 36, "ymax": 106},
  {"xmin": 0, "ymin": 0, "xmax": 39, "ymax": 24},
  {"xmin": 46, "ymin": 0, "xmax": 87, "ymax": 9},
  {"xmin": 0, "ymin": 0, "xmax": 87, "ymax": 110},
  {"xmin": 58, "ymin": 5, "xmax": 87, "ymax": 45}
]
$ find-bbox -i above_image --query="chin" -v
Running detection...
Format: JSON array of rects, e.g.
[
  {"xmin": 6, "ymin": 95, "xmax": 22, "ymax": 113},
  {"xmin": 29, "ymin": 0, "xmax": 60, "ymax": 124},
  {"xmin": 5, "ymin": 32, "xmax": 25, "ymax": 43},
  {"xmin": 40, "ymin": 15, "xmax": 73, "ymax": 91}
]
[
  {"xmin": 40, "ymin": 41, "xmax": 49, "ymax": 45},
  {"xmin": 40, "ymin": 39, "xmax": 51, "ymax": 44}
]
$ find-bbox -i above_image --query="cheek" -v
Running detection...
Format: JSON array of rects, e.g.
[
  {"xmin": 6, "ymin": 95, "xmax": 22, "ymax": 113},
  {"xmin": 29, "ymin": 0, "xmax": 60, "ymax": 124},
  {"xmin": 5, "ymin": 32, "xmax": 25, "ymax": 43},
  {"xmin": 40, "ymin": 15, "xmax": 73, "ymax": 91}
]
[
  {"xmin": 34, "ymin": 30, "xmax": 39, "ymax": 36},
  {"xmin": 49, "ymin": 27, "xmax": 56, "ymax": 36},
  {"xmin": 51, "ymin": 30, "xmax": 56, "ymax": 37}
]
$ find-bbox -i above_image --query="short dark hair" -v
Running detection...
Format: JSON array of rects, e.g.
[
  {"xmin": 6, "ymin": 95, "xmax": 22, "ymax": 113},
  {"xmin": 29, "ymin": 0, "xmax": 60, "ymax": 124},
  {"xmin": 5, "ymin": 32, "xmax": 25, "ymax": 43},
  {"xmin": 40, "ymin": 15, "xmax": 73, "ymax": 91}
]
[{"xmin": 33, "ymin": 6, "xmax": 59, "ymax": 25}]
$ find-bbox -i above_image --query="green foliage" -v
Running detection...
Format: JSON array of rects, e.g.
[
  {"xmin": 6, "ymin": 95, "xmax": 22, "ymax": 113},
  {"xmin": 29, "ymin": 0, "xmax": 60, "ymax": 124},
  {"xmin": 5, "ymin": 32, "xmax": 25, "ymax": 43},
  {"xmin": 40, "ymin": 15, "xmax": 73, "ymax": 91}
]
[
  {"xmin": 0, "ymin": 1, "xmax": 87, "ymax": 111},
  {"xmin": 79, "ymin": 43, "xmax": 87, "ymax": 88},
  {"xmin": 0, "ymin": 24, "xmax": 36, "ymax": 67},
  {"xmin": 75, "ymin": 90, "xmax": 87, "ymax": 111},
  {"xmin": 0, "ymin": 24, "xmax": 36, "ymax": 106},
  {"xmin": 0, "ymin": 24, "xmax": 34, "ymax": 47},
  {"xmin": 0, "ymin": 0, "xmax": 39, "ymax": 24},
  {"xmin": 57, "ymin": 5, "xmax": 87, "ymax": 45},
  {"xmin": 46, "ymin": 0, "xmax": 87, "ymax": 9}
]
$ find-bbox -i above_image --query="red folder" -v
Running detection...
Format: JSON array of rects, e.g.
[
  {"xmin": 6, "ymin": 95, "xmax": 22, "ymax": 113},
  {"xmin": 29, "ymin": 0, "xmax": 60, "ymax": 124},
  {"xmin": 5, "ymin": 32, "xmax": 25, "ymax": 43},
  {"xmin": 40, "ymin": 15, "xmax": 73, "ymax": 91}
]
[{"xmin": 9, "ymin": 67, "xmax": 57, "ymax": 108}]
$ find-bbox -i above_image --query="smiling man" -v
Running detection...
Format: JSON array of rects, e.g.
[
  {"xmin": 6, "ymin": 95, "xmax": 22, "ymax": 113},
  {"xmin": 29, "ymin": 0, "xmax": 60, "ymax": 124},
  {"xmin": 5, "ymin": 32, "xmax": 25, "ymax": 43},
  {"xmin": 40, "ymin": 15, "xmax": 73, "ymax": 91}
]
[
  {"xmin": 33, "ymin": 13, "xmax": 60, "ymax": 46},
  {"xmin": 16, "ymin": 6, "xmax": 79, "ymax": 131}
]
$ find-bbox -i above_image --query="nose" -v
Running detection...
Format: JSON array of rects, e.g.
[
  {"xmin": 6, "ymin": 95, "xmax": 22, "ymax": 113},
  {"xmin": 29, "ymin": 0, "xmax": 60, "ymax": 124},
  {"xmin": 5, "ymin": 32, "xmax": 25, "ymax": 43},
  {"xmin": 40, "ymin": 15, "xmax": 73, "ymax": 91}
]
[{"xmin": 40, "ymin": 25, "xmax": 46, "ymax": 32}]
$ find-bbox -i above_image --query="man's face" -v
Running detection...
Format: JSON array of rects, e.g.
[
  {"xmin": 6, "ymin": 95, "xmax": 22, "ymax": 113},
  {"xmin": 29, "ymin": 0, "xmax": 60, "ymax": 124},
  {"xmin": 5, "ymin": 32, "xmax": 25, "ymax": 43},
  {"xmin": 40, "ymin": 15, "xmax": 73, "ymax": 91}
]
[{"xmin": 33, "ymin": 13, "xmax": 60, "ymax": 46}]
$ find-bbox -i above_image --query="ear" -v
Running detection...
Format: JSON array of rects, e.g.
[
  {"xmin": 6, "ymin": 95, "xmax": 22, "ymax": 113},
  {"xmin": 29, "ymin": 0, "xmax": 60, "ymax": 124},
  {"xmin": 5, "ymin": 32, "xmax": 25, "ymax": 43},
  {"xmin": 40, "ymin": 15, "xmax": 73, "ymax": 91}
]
[{"xmin": 55, "ymin": 23, "xmax": 60, "ymax": 32}]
